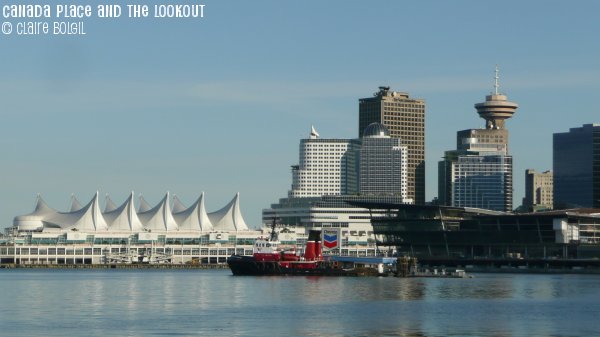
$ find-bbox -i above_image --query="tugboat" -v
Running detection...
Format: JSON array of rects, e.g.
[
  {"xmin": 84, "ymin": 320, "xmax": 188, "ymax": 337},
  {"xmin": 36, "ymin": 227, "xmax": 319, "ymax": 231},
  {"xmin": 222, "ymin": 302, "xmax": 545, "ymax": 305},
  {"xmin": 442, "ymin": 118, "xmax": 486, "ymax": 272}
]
[
  {"xmin": 227, "ymin": 229, "xmax": 345, "ymax": 275},
  {"xmin": 227, "ymin": 222, "xmax": 468, "ymax": 277}
]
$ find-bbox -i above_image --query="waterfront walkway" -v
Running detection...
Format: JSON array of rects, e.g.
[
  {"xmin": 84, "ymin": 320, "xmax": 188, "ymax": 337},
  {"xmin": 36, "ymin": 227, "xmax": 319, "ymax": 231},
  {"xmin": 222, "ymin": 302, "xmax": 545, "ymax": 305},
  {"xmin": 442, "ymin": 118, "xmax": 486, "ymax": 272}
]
[{"xmin": 0, "ymin": 263, "xmax": 229, "ymax": 270}]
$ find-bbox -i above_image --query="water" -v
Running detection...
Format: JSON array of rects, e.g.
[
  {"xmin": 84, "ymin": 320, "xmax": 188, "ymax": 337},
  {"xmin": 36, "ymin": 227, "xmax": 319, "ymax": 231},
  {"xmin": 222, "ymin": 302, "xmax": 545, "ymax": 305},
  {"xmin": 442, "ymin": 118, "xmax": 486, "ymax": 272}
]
[{"xmin": 1, "ymin": 269, "xmax": 599, "ymax": 337}]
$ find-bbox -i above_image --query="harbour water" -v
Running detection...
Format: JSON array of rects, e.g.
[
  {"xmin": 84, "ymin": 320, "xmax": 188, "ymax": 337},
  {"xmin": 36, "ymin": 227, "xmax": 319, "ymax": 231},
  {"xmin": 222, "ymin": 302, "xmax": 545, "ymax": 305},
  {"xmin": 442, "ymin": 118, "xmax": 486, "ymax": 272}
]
[{"xmin": 1, "ymin": 269, "xmax": 599, "ymax": 336}]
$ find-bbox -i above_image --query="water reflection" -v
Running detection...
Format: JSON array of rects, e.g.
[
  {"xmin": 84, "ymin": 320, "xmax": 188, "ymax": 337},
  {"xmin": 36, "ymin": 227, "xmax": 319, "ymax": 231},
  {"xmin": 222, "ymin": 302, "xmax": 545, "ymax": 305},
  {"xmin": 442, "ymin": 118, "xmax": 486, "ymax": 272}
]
[{"xmin": 1, "ymin": 270, "xmax": 600, "ymax": 336}]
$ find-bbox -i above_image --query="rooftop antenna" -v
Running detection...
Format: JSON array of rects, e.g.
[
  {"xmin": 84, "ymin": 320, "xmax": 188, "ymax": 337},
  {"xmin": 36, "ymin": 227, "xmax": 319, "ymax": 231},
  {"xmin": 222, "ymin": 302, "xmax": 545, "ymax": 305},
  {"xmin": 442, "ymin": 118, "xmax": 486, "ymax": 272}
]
[{"xmin": 494, "ymin": 64, "xmax": 500, "ymax": 95}]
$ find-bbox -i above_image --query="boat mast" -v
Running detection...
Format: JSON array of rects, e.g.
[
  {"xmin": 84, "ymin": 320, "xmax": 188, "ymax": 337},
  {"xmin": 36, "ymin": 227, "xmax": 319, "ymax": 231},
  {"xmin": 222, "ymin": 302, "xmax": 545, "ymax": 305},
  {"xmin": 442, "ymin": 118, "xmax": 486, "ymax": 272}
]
[{"xmin": 269, "ymin": 216, "xmax": 278, "ymax": 242}]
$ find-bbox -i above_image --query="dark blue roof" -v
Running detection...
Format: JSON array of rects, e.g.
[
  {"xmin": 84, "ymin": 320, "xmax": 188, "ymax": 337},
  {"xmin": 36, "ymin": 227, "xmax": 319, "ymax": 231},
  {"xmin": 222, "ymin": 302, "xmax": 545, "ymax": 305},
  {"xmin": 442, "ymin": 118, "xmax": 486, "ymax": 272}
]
[{"xmin": 363, "ymin": 123, "xmax": 390, "ymax": 137}]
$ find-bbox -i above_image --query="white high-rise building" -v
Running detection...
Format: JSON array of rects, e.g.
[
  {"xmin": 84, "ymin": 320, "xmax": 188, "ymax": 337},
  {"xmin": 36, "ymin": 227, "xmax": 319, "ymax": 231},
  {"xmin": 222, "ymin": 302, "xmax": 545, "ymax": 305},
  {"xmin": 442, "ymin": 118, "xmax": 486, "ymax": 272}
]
[
  {"xmin": 289, "ymin": 126, "xmax": 359, "ymax": 198},
  {"xmin": 359, "ymin": 123, "xmax": 409, "ymax": 199}
]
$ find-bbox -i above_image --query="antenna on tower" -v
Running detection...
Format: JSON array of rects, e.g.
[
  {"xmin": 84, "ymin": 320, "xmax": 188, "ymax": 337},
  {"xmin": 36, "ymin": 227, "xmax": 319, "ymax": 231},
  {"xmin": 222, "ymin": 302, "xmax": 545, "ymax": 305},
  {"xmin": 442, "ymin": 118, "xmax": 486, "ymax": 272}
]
[{"xmin": 494, "ymin": 64, "xmax": 500, "ymax": 95}]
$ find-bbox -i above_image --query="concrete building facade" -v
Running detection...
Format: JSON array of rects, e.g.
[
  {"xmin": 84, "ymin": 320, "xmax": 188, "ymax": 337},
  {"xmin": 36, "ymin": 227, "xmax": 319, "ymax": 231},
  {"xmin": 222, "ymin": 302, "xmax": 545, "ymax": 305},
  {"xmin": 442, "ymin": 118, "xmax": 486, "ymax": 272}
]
[
  {"xmin": 289, "ymin": 126, "xmax": 359, "ymax": 198},
  {"xmin": 359, "ymin": 87, "xmax": 425, "ymax": 204},
  {"xmin": 523, "ymin": 169, "xmax": 553, "ymax": 211}
]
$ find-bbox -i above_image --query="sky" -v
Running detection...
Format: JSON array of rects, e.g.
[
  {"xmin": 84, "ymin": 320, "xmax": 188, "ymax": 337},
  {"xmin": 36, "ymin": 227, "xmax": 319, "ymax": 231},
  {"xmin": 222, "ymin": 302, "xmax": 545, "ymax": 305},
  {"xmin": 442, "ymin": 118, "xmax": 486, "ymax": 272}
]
[{"xmin": 1, "ymin": 0, "xmax": 599, "ymax": 229}]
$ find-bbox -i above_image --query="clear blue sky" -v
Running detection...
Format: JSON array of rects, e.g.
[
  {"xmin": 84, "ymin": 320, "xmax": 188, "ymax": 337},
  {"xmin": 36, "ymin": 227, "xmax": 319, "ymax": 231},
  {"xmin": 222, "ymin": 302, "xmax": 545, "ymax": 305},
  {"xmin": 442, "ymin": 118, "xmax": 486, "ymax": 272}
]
[{"xmin": 1, "ymin": 1, "xmax": 599, "ymax": 228}]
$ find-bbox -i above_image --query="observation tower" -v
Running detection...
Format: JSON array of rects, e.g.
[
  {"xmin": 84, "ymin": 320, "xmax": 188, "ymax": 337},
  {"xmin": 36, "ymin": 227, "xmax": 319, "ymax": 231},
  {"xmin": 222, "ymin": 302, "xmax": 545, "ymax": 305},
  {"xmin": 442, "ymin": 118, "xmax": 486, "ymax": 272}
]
[{"xmin": 474, "ymin": 66, "xmax": 519, "ymax": 129}]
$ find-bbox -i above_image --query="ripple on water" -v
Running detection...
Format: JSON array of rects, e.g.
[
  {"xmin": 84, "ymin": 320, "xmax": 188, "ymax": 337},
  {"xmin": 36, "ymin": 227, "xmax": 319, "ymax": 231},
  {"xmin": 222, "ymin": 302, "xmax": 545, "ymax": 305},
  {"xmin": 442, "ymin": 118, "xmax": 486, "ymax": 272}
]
[{"xmin": 0, "ymin": 269, "xmax": 599, "ymax": 337}]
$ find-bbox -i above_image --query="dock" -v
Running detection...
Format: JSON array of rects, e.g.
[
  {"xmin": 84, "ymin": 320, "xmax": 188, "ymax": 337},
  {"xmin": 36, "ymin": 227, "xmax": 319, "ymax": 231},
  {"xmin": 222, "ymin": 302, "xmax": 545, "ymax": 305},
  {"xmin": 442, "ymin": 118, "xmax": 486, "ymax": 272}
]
[{"xmin": 0, "ymin": 263, "xmax": 229, "ymax": 270}]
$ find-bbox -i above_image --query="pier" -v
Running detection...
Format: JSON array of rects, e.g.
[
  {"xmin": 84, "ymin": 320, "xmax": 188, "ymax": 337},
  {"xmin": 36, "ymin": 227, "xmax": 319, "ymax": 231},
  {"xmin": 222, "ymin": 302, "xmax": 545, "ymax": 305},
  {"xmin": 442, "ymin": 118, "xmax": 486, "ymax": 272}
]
[
  {"xmin": 0, "ymin": 263, "xmax": 229, "ymax": 270},
  {"xmin": 417, "ymin": 257, "xmax": 600, "ymax": 274}
]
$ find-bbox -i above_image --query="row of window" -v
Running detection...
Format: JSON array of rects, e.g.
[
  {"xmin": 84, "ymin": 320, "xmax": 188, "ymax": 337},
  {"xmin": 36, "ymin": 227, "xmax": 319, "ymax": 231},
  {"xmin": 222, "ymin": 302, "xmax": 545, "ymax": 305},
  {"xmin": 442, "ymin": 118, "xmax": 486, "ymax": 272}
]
[
  {"xmin": 0, "ymin": 248, "xmax": 254, "ymax": 257},
  {"xmin": 301, "ymin": 165, "xmax": 342, "ymax": 168}
]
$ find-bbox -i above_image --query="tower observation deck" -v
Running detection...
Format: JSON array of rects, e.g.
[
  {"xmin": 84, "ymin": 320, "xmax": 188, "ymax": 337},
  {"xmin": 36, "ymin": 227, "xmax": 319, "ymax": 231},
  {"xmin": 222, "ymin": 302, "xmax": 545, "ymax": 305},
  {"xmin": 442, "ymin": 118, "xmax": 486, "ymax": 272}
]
[{"xmin": 474, "ymin": 66, "xmax": 518, "ymax": 129}]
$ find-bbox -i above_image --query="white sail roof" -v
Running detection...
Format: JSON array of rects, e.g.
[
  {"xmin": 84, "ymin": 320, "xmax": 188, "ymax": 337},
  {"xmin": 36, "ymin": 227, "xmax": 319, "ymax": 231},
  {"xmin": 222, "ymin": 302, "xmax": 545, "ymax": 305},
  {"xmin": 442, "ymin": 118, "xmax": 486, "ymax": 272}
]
[
  {"xmin": 138, "ymin": 195, "xmax": 152, "ymax": 213},
  {"xmin": 173, "ymin": 192, "xmax": 214, "ymax": 231},
  {"xmin": 103, "ymin": 192, "xmax": 144, "ymax": 232},
  {"xmin": 171, "ymin": 195, "xmax": 188, "ymax": 214},
  {"xmin": 137, "ymin": 192, "xmax": 179, "ymax": 231},
  {"xmin": 104, "ymin": 195, "xmax": 118, "ymax": 213},
  {"xmin": 30, "ymin": 195, "xmax": 59, "ymax": 217},
  {"xmin": 70, "ymin": 195, "xmax": 83, "ymax": 212},
  {"xmin": 208, "ymin": 193, "xmax": 249, "ymax": 231},
  {"xmin": 13, "ymin": 191, "xmax": 252, "ymax": 233},
  {"xmin": 44, "ymin": 192, "xmax": 109, "ymax": 232},
  {"xmin": 13, "ymin": 195, "xmax": 60, "ymax": 230}
]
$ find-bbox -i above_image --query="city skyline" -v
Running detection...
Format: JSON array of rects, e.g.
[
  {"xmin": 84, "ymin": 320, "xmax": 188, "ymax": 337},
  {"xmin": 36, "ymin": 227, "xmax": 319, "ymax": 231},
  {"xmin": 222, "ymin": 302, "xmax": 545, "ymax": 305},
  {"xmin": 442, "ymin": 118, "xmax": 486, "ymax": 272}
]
[{"xmin": 1, "ymin": 1, "xmax": 600, "ymax": 228}]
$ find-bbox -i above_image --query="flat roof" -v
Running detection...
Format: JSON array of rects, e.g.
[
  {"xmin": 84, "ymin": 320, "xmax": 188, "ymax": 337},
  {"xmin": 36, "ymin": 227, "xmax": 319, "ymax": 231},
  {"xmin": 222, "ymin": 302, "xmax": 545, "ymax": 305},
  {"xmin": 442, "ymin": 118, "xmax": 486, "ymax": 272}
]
[{"xmin": 328, "ymin": 256, "xmax": 396, "ymax": 265}]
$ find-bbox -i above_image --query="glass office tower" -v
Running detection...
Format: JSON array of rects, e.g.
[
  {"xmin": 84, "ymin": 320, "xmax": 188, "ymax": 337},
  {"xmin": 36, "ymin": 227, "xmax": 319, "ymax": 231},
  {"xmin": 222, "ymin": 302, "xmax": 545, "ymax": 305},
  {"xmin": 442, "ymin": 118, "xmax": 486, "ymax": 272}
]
[
  {"xmin": 438, "ymin": 68, "xmax": 517, "ymax": 212},
  {"xmin": 450, "ymin": 154, "xmax": 513, "ymax": 211},
  {"xmin": 359, "ymin": 123, "xmax": 408, "ymax": 200},
  {"xmin": 553, "ymin": 124, "xmax": 600, "ymax": 208}
]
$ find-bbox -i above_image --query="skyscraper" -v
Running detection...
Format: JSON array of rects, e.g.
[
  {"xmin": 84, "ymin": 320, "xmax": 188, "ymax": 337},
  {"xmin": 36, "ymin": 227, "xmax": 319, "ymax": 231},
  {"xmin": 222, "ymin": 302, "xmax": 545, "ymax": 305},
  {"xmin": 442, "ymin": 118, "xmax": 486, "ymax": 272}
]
[
  {"xmin": 263, "ymin": 124, "xmax": 411, "ymax": 257},
  {"xmin": 438, "ymin": 67, "xmax": 517, "ymax": 212},
  {"xmin": 523, "ymin": 169, "xmax": 553, "ymax": 211},
  {"xmin": 359, "ymin": 123, "xmax": 408, "ymax": 200},
  {"xmin": 289, "ymin": 126, "xmax": 360, "ymax": 198},
  {"xmin": 359, "ymin": 87, "xmax": 425, "ymax": 204},
  {"xmin": 553, "ymin": 124, "xmax": 600, "ymax": 208},
  {"xmin": 439, "ymin": 133, "xmax": 513, "ymax": 211}
]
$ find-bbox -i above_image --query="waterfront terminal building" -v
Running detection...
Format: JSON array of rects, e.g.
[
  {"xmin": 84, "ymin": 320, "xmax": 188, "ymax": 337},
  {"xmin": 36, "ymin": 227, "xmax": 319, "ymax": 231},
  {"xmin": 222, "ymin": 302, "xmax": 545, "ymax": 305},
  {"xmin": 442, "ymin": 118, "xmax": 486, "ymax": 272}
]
[
  {"xmin": 1, "ymin": 191, "xmax": 392, "ymax": 265},
  {"xmin": 354, "ymin": 202, "xmax": 600, "ymax": 265},
  {"xmin": 0, "ymin": 192, "xmax": 273, "ymax": 265},
  {"xmin": 263, "ymin": 195, "xmax": 410, "ymax": 257}
]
